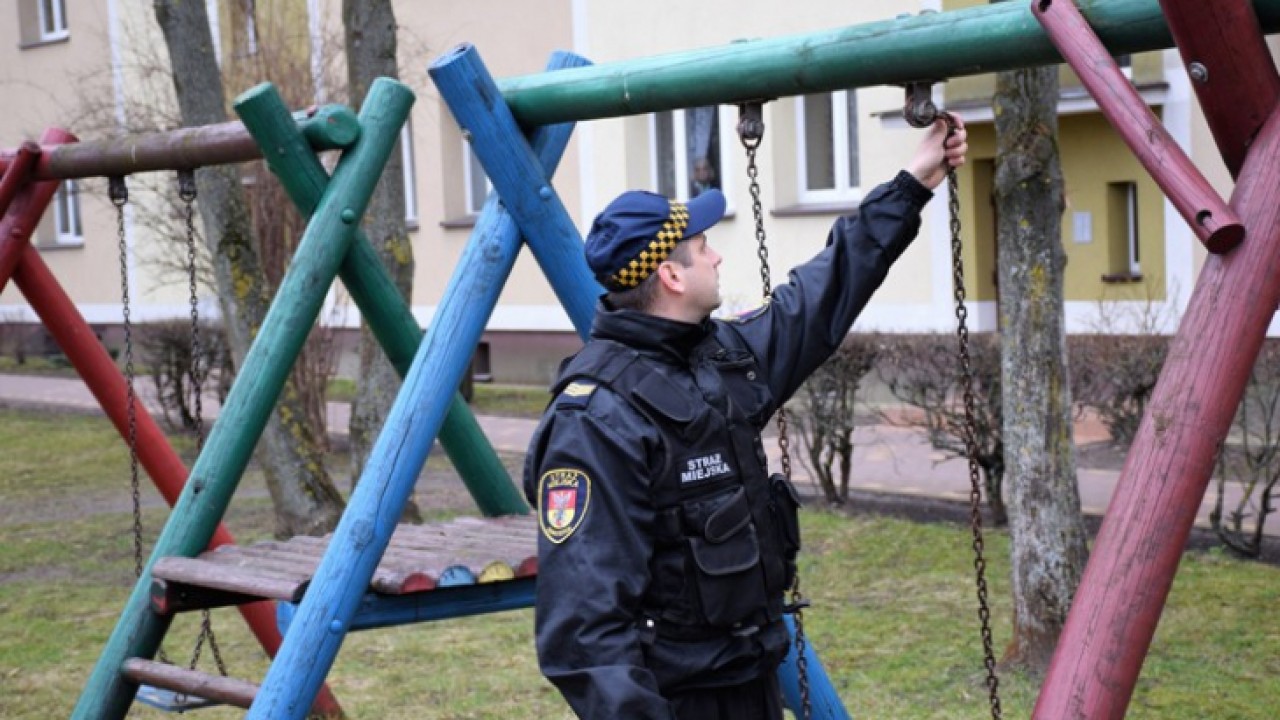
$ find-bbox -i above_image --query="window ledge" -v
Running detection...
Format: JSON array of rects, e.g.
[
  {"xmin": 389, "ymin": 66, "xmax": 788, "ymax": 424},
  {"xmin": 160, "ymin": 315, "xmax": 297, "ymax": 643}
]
[
  {"xmin": 440, "ymin": 215, "xmax": 478, "ymax": 229},
  {"xmin": 405, "ymin": 218, "xmax": 420, "ymax": 233},
  {"xmin": 771, "ymin": 202, "xmax": 860, "ymax": 218},
  {"xmin": 20, "ymin": 34, "xmax": 70, "ymax": 50},
  {"xmin": 35, "ymin": 241, "xmax": 84, "ymax": 251},
  {"xmin": 1101, "ymin": 271, "xmax": 1144, "ymax": 284}
]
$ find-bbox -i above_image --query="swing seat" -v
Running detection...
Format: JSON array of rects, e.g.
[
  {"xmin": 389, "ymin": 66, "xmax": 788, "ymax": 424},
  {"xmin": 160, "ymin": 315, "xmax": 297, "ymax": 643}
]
[{"xmin": 135, "ymin": 683, "xmax": 222, "ymax": 712}]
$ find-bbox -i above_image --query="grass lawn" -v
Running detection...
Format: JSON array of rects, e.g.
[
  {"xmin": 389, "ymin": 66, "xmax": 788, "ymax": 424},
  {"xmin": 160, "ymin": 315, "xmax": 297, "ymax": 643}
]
[{"xmin": 0, "ymin": 407, "xmax": 1277, "ymax": 718}]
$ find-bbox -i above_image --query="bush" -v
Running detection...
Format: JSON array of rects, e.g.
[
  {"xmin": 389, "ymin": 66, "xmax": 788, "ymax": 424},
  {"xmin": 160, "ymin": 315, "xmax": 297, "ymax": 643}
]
[
  {"xmin": 876, "ymin": 333, "xmax": 1006, "ymax": 525},
  {"xmin": 1069, "ymin": 334, "xmax": 1168, "ymax": 447},
  {"xmin": 1211, "ymin": 338, "xmax": 1280, "ymax": 558},
  {"xmin": 793, "ymin": 336, "xmax": 879, "ymax": 505},
  {"xmin": 135, "ymin": 320, "xmax": 233, "ymax": 432}
]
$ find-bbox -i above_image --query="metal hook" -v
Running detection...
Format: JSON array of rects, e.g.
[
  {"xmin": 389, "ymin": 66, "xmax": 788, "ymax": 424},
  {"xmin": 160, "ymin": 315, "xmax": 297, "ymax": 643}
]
[{"xmin": 903, "ymin": 81, "xmax": 940, "ymax": 128}]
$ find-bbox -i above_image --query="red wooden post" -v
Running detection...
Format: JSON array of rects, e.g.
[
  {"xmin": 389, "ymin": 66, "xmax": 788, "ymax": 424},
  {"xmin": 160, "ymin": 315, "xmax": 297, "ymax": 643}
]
[
  {"xmin": 1157, "ymin": 0, "xmax": 1280, "ymax": 178},
  {"xmin": 0, "ymin": 130, "xmax": 71, "ymax": 294},
  {"xmin": 0, "ymin": 142, "xmax": 39, "ymax": 216},
  {"xmin": 1032, "ymin": 0, "xmax": 1245, "ymax": 253},
  {"xmin": 1035, "ymin": 99, "xmax": 1280, "ymax": 720},
  {"xmin": 0, "ymin": 131, "xmax": 346, "ymax": 716}
]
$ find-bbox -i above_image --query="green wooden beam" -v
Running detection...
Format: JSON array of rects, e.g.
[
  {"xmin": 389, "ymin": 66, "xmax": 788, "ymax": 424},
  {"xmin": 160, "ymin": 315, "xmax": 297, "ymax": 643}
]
[
  {"xmin": 495, "ymin": 0, "xmax": 1280, "ymax": 126},
  {"xmin": 235, "ymin": 82, "xmax": 528, "ymax": 517},
  {"xmin": 71, "ymin": 78, "xmax": 414, "ymax": 720}
]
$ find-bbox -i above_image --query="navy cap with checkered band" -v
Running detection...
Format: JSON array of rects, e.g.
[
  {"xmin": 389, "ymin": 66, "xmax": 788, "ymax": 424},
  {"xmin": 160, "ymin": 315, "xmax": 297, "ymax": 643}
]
[{"xmin": 585, "ymin": 189, "xmax": 726, "ymax": 291}]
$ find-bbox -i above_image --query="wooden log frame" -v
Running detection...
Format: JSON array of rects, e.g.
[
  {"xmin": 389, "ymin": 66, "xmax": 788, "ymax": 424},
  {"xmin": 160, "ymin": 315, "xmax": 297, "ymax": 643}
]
[
  {"xmin": 1035, "ymin": 6, "xmax": 1280, "ymax": 718},
  {"xmin": 122, "ymin": 659, "xmax": 258, "ymax": 711},
  {"xmin": 1156, "ymin": 0, "xmax": 1280, "ymax": 177},
  {"xmin": 1032, "ymin": 0, "xmax": 1245, "ymax": 253}
]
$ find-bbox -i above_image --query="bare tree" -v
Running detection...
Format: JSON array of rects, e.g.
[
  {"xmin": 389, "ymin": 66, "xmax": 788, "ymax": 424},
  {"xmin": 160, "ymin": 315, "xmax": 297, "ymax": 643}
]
[
  {"xmin": 341, "ymin": 0, "xmax": 422, "ymax": 523},
  {"xmin": 153, "ymin": 0, "xmax": 344, "ymax": 537},
  {"xmin": 992, "ymin": 63, "xmax": 1088, "ymax": 673},
  {"xmin": 794, "ymin": 337, "xmax": 879, "ymax": 505}
]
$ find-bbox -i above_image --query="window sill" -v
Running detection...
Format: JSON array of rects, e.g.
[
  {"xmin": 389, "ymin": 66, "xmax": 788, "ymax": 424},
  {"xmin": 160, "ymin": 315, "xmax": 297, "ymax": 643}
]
[
  {"xmin": 20, "ymin": 34, "xmax": 70, "ymax": 50},
  {"xmin": 1101, "ymin": 271, "xmax": 1144, "ymax": 284},
  {"xmin": 440, "ymin": 215, "xmax": 478, "ymax": 229},
  {"xmin": 35, "ymin": 241, "xmax": 84, "ymax": 251},
  {"xmin": 771, "ymin": 202, "xmax": 860, "ymax": 218},
  {"xmin": 406, "ymin": 218, "xmax": 420, "ymax": 233}
]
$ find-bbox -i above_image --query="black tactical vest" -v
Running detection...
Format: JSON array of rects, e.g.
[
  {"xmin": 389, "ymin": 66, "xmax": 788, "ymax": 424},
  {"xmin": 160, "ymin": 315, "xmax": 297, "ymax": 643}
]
[{"xmin": 552, "ymin": 327, "xmax": 802, "ymax": 638}]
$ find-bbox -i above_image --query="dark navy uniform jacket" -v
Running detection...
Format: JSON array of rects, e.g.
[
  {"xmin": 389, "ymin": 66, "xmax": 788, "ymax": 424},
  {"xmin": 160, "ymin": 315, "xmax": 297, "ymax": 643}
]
[{"xmin": 523, "ymin": 171, "xmax": 933, "ymax": 720}]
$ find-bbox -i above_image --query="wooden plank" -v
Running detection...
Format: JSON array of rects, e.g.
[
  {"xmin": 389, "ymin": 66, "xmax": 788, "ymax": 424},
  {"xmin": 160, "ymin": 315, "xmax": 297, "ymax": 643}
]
[
  {"xmin": 1157, "ymin": 0, "xmax": 1280, "ymax": 177},
  {"xmin": 150, "ymin": 579, "xmax": 269, "ymax": 615},
  {"xmin": 151, "ymin": 557, "xmax": 306, "ymax": 603},
  {"xmin": 121, "ymin": 659, "xmax": 257, "ymax": 710},
  {"xmin": 1032, "ymin": 0, "xmax": 1245, "ymax": 253}
]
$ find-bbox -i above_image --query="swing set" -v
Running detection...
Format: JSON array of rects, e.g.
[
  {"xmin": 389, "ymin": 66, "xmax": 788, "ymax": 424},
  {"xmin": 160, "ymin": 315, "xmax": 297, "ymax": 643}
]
[{"xmin": 1, "ymin": 1, "xmax": 1277, "ymax": 718}]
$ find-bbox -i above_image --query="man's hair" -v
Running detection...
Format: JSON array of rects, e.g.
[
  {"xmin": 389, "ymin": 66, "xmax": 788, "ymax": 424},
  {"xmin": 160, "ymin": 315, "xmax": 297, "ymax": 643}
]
[{"xmin": 605, "ymin": 240, "xmax": 695, "ymax": 313}]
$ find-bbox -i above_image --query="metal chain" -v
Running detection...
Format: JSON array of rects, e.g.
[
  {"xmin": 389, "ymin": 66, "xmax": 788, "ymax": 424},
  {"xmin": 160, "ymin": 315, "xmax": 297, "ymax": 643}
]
[
  {"xmin": 176, "ymin": 170, "xmax": 228, "ymax": 678},
  {"xmin": 738, "ymin": 102, "xmax": 810, "ymax": 720},
  {"xmin": 114, "ymin": 176, "xmax": 172, "ymax": 667},
  {"xmin": 942, "ymin": 113, "xmax": 1003, "ymax": 719}
]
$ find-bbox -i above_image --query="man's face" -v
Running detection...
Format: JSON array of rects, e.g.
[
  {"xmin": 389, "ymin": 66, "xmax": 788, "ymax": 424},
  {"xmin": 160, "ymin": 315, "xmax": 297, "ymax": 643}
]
[{"xmin": 675, "ymin": 233, "xmax": 723, "ymax": 317}]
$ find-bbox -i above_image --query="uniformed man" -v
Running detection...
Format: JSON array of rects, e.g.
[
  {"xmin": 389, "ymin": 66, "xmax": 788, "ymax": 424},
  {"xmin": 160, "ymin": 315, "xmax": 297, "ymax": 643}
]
[{"xmin": 524, "ymin": 117, "xmax": 968, "ymax": 720}]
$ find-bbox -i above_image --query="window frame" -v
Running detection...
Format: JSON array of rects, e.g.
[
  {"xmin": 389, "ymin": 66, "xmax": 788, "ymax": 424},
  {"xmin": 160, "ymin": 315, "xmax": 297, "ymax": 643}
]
[
  {"xmin": 462, "ymin": 141, "xmax": 493, "ymax": 217},
  {"xmin": 400, "ymin": 124, "xmax": 418, "ymax": 227},
  {"xmin": 796, "ymin": 89, "xmax": 861, "ymax": 204},
  {"xmin": 37, "ymin": 0, "xmax": 69, "ymax": 42},
  {"xmin": 54, "ymin": 179, "xmax": 83, "ymax": 246},
  {"xmin": 647, "ymin": 106, "xmax": 734, "ymax": 205}
]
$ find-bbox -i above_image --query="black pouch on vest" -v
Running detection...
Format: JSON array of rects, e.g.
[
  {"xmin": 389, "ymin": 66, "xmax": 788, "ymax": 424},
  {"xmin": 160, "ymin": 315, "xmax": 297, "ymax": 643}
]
[
  {"xmin": 684, "ymin": 486, "xmax": 767, "ymax": 628},
  {"xmin": 769, "ymin": 473, "xmax": 803, "ymax": 588}
]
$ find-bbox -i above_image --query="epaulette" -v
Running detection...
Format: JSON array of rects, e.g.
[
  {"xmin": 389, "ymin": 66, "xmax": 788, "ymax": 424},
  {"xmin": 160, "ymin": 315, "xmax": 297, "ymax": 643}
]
[{"xmin": 554, "ymin": 380, "xmax": 598, "ymax": 408}]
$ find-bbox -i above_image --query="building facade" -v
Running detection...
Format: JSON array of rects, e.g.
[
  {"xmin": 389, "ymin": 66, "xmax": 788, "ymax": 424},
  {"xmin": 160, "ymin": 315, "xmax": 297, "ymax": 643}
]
[{"xmin": 0, "ymin": 0, "xmax": 1262, "ymax": 383}]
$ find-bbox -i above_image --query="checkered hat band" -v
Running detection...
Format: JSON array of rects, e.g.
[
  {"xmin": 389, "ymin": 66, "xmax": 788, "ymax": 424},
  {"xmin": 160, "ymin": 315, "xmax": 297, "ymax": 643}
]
[{"xmin": 610, "ymin": 202, "xmax": 689, "ymax": 289}]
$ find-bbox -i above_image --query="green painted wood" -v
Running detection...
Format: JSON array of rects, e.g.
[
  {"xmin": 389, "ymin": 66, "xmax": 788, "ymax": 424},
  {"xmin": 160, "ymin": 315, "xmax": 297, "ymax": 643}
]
[
  {"xmin": 235, "ymin": 82, "xmax": 528, "ymax": 517},
  {"xmin": 71, "ymin": 78, "xmax": 415, "ymax": 720},
  {"xmin": 494, "ymin": 0, "xmax": 1280, "ymax": 126}
]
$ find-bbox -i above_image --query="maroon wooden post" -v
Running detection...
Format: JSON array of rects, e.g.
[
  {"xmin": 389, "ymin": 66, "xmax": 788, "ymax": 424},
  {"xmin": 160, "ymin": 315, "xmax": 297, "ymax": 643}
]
[
  {"xmin": 1032, "ymin": 0, "xmax": 1244, "ymax": 253},
  {"xmin": 1157, "ymin": 0, "xmax": 1280, "ymax": 178},
  {"xmin": 0, "ymin": 142, "xmax": 39, "ymax": 215},
  {"xmin": 1035, "ymin": 100, "xmax": 1280, "ymax": 720},
  {"xmin": 0, "ymin": 130, "xmax": 71, "ymax": 294},
  {"xmin": 0, "ymin": 131, "xmax": 345, "ymax": 716}
]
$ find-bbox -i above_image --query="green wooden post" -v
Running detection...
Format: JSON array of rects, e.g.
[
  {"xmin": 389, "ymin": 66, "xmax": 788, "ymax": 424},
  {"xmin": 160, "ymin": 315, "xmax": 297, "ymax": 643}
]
[
  {"xmin": 236, "ymin": 82, "xmax": 528, "ymax": 517},
  {"xmin": 493, "ymin": 0, "xmax": 1280, "ymax": 125},
  {"xmin": 71, "ymin": 78, "xmax": 414, "ymax": 720}
]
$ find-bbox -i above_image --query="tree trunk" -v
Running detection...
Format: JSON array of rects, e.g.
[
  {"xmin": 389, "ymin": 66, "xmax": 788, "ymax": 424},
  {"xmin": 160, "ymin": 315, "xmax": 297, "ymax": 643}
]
[
  {"xmin": 342, "ymin": 0, "xmax": 421, "ymax": 522},
  {"xmin": 992, "ymin": 65, "xmax": 1090, "ymax": 673},
  {"xmin": 154, "ymin": 0, "xmax": 344, "ymax": 538}
]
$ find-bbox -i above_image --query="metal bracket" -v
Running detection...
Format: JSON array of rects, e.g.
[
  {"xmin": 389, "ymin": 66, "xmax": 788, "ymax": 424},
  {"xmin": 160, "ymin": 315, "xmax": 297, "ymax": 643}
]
[{"xmin": 903, "ymin": 81, "xmax": 940, "ymax": 128}]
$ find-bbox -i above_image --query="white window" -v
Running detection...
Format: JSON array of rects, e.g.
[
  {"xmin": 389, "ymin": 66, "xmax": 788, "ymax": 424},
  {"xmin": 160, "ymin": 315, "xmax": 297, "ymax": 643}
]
[
  {"xmin": 797, "ymin": 90, "xmax": 860, "ymax": 203},
  {"xmin": 38, "ymin": 0, "xmax": 68, "ymax": 42},
  {"xmin": 1107, "ymin": 181, "xmax": 1140, "ymax": 277},
  {"xmin": 400, "ymin": 124, "xmax": 418, "ymax": 225},
  {"xmin": 463, "ymin": 142, "xmax": 492, "ymax": 216},
  {"xmin": 54, "ymin": 180, "xmax": 82, "ymax": 245},
  {"xmin": 650, "ymin": 106, "xmax": 728, "ymax": 202}
]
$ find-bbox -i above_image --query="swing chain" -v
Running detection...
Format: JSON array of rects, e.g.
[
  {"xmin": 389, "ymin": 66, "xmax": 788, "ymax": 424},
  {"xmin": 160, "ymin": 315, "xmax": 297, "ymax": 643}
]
[
  {"xmin": 112, "ymin": 177, "xmax": 143, "ymax": 581},
  {"xmin": 941, "ymin": 113, "xmax": 1002, "ymax": 720},
  {"xmin": 738, "ymin": 101, "xmax": 809, "ymax": 720},
  {"xmin": 175, "ymin": 170, "xmax": 228, "ymax": 678}
]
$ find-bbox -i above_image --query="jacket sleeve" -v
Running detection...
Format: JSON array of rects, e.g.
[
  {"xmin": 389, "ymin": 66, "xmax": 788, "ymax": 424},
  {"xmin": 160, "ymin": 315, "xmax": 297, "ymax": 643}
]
[
  {"xmin": 725, "ymin": 170, "xmax": 933, "ymax": 410},
  {"xmin": 522, "ymin": 396, "xmax": 675, "ymax": 720}
]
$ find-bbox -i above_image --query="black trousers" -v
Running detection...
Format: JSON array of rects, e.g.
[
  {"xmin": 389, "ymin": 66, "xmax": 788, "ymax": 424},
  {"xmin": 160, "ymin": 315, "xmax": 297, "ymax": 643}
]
[{"xmin": 669, "ymin": 674, "xmax": 784, "ymax": 720}]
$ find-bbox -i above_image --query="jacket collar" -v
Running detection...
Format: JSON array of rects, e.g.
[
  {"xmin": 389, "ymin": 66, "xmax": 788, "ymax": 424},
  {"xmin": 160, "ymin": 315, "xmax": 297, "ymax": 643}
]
[{"xmin": 591, "ymin": 300, "xmax": 713, "ymax": 363}]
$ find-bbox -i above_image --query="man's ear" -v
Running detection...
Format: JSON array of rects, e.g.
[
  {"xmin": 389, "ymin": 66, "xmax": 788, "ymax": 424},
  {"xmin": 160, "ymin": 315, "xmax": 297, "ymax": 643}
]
[{"xmin": 656, "ymin": 261, "xmax": 683, "ymax": 292}]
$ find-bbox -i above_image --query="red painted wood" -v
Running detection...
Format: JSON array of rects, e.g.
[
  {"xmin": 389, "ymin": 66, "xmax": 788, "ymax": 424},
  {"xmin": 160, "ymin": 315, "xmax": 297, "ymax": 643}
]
[
  {"xmin": 1036, "ymin": 105, "xmax": 1280, "ymax": 720},
  {"xmin": 0, "ymin": 142, "xmax": 38, "ymax": 217},
  {"xmin": 0, "ymin": 130, "xmax": 71, "ymax": 295},
  {"xmin": 0, "ymin": 138, "xmax": 343, "ymax": 714},
  {"xmin": 1158, "ymin": 0, "xmax": 1280, "ymax": 177},
  {"xmin": 1033, "ymin": 0, "xmax": 1244, "ymax": 253}
]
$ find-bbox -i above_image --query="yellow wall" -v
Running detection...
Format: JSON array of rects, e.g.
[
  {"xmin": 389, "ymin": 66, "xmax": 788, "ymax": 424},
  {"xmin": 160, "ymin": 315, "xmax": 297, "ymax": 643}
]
[{"xmin": 959, "ymin": 112, "xmax": 1165, "ymax": 303}]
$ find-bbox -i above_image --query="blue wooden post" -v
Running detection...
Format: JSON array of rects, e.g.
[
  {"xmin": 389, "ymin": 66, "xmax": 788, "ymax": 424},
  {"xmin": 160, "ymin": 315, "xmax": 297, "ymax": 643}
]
[
  {"xmin": 430, "ymin": 43, "xmax": 603, "ymax": 339},
  {"xmin": 247, "ymin": 53, "xmax": 590, "ymax": 720},
  {"xmin": 72, "ymin": 78, "xmax": 413, "ymax": 720},
  {"xmin": 779, "ymin": 613, "xmax": 850, "ymax": 719}
]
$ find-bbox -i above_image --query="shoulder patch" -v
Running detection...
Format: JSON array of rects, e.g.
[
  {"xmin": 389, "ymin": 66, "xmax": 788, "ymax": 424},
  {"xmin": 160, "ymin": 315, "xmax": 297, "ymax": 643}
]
[
  {"xmin": 731, "ymin": 299, "xmax": 770, "ymax": 323},
  {"xmin": 538, "ymin": 468, "xmax": 591, "ymax": 543},
  {"xmin": 563, "ymin": 381, "xmax": 596, "ymax": 398}
]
